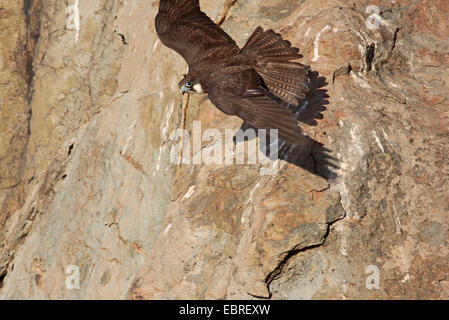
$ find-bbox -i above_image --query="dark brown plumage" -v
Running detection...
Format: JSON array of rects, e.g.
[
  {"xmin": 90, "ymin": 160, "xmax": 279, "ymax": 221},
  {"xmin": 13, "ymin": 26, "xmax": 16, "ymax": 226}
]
[{"xmin": 155, "ymin": 0, "xmax": 309, "ymax": 145}]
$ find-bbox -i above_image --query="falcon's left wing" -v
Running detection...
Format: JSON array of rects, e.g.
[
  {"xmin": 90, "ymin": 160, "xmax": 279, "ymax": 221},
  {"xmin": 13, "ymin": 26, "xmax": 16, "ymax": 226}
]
[{"xmin": 208, "ymin": 67, "xmax": 304, "ymax": 145}]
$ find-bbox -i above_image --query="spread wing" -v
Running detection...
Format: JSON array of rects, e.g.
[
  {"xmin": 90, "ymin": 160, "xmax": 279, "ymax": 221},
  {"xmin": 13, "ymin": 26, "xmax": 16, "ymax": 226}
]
[
  {"xmin": 155, "ymin": 0, "xmax": 239, "ymax": 66},
  {"xmin": 208, "ymin": 67, "xmax": 304, "ymax": 145}
]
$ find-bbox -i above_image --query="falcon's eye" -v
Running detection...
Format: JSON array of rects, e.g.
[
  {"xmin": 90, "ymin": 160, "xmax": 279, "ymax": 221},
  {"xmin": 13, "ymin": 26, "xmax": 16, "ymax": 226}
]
[{"xmin": 186, "ymin": 81, "xmax": 192, "ymax": 87}]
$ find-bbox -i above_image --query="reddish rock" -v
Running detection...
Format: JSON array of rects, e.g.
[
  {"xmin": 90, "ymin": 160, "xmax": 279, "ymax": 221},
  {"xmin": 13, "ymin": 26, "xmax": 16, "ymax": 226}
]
[{"xmin": 0, "ymin": 0, "xmax": 447, "ymax": 299}]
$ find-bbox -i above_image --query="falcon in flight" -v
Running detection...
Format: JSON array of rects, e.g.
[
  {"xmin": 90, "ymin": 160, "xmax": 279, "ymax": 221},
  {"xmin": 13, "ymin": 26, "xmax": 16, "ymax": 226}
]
[{"xmin": 155, "ymin": 0, "xmax": 309, "ymax": 145}]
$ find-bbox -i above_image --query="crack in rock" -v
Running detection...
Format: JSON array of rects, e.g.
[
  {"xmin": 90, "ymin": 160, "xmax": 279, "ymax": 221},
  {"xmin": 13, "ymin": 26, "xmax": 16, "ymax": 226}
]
[{"xmin": 264, "ymin": 213, "xmax": 346, "ymax": 298}]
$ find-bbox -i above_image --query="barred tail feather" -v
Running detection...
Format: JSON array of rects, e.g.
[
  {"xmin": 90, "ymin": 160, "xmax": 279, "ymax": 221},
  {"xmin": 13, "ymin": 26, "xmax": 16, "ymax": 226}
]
[{"xmin": 242, "ymin": 27, "xmax": 308, "ymax": 106}]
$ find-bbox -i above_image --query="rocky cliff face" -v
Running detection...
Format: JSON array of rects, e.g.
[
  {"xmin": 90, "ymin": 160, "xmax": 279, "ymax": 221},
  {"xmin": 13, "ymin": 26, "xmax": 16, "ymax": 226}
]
[{"xmin": 0, "ymin": 0, "xmax": 448, "ymax": 299}]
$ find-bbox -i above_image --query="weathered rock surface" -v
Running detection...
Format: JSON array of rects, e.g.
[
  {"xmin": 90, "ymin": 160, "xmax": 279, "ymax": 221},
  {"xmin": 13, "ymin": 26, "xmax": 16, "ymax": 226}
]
[{"xmin": 0, "ymin": 0, "xmax": 448, "ymax": 299}]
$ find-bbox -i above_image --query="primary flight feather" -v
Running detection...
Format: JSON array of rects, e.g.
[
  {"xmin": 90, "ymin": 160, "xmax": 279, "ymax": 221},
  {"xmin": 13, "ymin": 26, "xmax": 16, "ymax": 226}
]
[{"xmin": 155, "ymin": 0, "xmax": 309, "ymax": 145}]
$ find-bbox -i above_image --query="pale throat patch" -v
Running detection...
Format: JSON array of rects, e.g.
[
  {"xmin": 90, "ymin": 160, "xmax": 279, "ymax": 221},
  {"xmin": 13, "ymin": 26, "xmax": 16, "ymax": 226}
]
[{"xmin": 193, "ymin": 83, "xmax": 205, "ymax": 93}]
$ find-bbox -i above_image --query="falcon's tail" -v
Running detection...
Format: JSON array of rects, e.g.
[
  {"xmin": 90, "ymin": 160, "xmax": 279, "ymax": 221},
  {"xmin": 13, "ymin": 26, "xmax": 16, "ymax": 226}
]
[{"xmin": 242, "ymin": 27, "xmax": 309, "ymax": 106}]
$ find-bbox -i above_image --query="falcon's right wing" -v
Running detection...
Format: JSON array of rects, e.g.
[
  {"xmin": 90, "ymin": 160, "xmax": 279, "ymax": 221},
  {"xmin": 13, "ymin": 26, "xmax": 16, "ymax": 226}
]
[{"xmin": 155, "ymin": 0, "xmax": 239, "ymax": 67}]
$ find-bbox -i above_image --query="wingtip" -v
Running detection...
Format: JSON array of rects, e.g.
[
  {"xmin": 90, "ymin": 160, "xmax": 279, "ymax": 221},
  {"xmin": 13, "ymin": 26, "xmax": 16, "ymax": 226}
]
[{"xmin": 158, "ymin": 0, "xmax": 200, "ymax": 19}]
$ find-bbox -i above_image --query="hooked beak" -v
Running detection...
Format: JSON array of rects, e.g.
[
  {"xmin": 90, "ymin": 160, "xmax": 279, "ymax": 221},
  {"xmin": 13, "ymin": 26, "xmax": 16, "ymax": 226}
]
[{"xmin": 181, "ymin": 86, "xmax": 189, "ymax": 95}]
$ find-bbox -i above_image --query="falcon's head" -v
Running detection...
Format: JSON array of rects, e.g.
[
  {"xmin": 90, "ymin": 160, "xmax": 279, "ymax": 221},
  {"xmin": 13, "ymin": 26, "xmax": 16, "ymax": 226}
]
[{"xmin": 179, "ymin": 74, "xmax": 206, "ymax": 95}]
